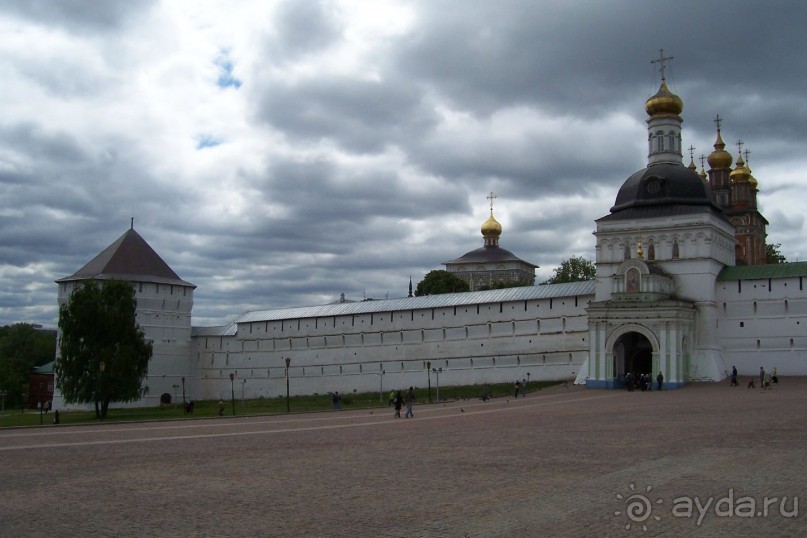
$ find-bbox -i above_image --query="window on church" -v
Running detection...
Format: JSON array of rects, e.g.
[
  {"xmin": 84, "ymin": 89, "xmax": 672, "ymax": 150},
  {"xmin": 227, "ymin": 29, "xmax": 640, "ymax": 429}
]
[
  {"xmin": 672, "ymin": 240, "xmax": 679, "ymax": 259},
  {"xmin": 657, "ymin": 130, "xmax": 665, "ymax": 152},
  {"xmin": 668, "ymin": 131, "xmax": 675, "ymax": 152},
  {"xmin": 624, "ymin": 242, "xmax": 631, "ymax": 260},
  {"xmin": 647, "ymin": 241, "xmax": 655, "ymax": 261}
]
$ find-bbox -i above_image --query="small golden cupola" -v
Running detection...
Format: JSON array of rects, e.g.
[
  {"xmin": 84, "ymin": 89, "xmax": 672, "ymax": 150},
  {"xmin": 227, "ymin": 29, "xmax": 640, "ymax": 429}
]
[
  {"xmin": 481, "ymin": 191, "xmax": 503, "ymax": 247},
  {"xmin": 644, "ymin": 77, "xmax": 684, "ymax": 117},
  {"xmin": 707, "ymin": 121, "xmax": 733, "ymax": 170},
  {"xmin": 730, "ymin": 151, "xmax": 750, "ymax": 183}
]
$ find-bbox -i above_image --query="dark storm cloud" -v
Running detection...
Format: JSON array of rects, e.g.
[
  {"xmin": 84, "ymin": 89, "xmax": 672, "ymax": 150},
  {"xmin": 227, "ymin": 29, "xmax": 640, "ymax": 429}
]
[{"xmin": 0, "ymin": 0, "xmax": 154, "ymax": 33}]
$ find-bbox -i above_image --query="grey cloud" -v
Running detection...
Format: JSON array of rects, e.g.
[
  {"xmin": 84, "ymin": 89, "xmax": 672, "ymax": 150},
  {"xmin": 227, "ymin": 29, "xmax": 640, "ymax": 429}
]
[{"xmin": 0, "ymin": 0, "xmax": 155, "ymax": 33}]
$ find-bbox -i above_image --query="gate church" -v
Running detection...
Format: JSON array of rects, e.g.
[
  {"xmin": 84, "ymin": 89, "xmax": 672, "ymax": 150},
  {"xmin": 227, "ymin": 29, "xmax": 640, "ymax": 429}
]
[{"xmin": 52, "ymin": 60, "xmax": 807, "ymax": 408}]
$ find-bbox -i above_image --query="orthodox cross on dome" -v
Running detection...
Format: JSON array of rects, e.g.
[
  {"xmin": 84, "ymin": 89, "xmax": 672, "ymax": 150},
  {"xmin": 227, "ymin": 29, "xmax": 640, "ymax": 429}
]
[
  {"xmin": 714, "ymin": 114, "xmax": 723, "ymax": 133},
  {"xmin": 744, "ymin": 148, "xmax": 751, "ymax": 164},
  {"xmin": 699, "ymin": 154, "xmax": 707, "ymax": 169},
  {"xmin": 651, "ymin": 49, "xmax": 674, "ymax": 79},
  {"xmin": 736, "ymin": 139, "xmax": 744, "ymax": 155},
  {"xmin": 688, "ymin": 145, "xmax": 696, "ymax": 160},
  {"xmin": 130, "ymin": 217, "xmax": 134, "ymax": 229},
  {"xmin": 487, "ymin": 191, "xmax": 497, "ymax": 213}
]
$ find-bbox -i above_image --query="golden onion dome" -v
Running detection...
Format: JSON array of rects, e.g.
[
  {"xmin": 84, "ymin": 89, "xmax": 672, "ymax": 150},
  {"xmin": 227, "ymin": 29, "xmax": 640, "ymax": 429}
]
[
  {"xmin": 707, "ymin": 130, "xmax": 733, "ymax": 169},
  {"xmin": 645, "ymin": 79, "xmax": 683, "ymax": 117},
  {"xmin": 481, "ymin": 211, "xmax": 502, "ymax": 238},
  {"xmin": 748, "ymin": 173, "xmax": 758, "ymax": 188},
  {"xmin": 688, "ymin": 157, "xmax": 697, "ymax": 172},
  {"xmin": 699, "ymin": 167, "xmax": 708, "ymax": 182},
  {"xmin": 730, "ymin": 153, "xmax": 750, "ymax": 182}
]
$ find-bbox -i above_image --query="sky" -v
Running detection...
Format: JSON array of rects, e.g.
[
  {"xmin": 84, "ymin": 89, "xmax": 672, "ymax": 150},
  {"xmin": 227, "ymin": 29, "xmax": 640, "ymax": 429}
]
[{"xmin": 1, "ymin": 0, "xmax": 806, "ymax": 328}]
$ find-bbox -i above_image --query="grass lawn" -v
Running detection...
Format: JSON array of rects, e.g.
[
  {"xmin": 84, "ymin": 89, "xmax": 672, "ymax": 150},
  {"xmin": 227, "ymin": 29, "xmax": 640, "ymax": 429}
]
[{"xmin": 0, "ymin": 380, "xmax": 562, "ymax": 428}]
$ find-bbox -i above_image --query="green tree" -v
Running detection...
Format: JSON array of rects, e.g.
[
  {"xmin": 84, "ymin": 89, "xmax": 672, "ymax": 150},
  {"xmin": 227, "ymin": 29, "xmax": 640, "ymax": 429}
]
[
  {"xmin": 56, "ymin": 280, "xmax": 152, "ymax": 419},
  {"xmin": 542, "ymin": 256, "xmax": 596, "ymax": 284},
  {"xmin": 0, "ymin": 324, "xmax": 56, "ymax": 408},
  {"xmin": 477, "ymin": 279, "xmax": 527, "ymax": 291},
  {"xmin": 415, "ymin": 270, "xmax": 470, "ymax": 296},
  {"xmin": 766, "ymin": 243, "xmax": 786, "ymax": 264}
]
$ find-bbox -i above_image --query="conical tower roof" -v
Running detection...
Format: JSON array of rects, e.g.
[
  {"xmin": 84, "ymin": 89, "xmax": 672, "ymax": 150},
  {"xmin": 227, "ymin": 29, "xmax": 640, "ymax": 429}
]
[{"xmin": 57, "ymin": 226, "xmax": 195, "ymax": 287}]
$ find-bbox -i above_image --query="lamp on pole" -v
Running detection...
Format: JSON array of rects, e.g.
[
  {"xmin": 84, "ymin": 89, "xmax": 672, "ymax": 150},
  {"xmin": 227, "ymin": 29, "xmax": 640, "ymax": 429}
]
[
  {"xmin": 379, "ymin": 370, "xmax": 385, "ymax": 402},
  {"xmin": 241, "ymin": 379, "xmax": 247, "ymax": 408},
  {"xmin": 229, "ymin": 373, "xmax": 235, "ymax": 416},
  {"xmin": 426, "ymin": 361, "xmax": 432, "ymax": 403},
  {"xmin": 285, "ymin": 357, "xmax": 291, "ymax": 413},
  {"xmin": 181, "ymin": 377, "xmax": 186, "ymax": 414},
  {"xmin": 99, "ymin": 360, "xmax": 106, "ymax": 421},
  {"xmin": 432, "ymin": 367, "xmax": 442, "ymax": 403}
]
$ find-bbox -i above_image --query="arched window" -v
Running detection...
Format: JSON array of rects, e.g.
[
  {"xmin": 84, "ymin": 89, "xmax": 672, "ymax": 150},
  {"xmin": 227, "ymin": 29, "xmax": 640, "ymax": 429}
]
[
  {"xmin": 656, "ymin": 130, "xmax": 665, "ymax": 152},
  {"xmin": 668, "ymin": 131, "xmax": 676, "ymax": 152},
  {"xmin": 624, "ymin": 242, "xmax": 631, "ymax": 260},
  {"xmin": 672, "ymin": 239, "xmax": 679, "ymax": 259},
  {"xmin": 647, "ymin": 241, "xmax": 655, "ymax": 261}
]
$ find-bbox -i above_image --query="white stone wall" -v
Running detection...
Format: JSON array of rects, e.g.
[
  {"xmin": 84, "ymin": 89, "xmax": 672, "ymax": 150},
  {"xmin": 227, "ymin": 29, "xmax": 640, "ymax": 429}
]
[
  {"xmin": 191, "ymin": 293, "xmax": 592, "ymax": 401},
  {"xmin": 716, "ymin": 275, "xmax": 807, "ymax": 377}
]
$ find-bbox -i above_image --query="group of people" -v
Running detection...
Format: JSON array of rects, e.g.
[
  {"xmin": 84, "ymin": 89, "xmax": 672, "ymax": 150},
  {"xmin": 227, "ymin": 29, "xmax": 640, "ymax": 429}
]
[
  {"xmin": 624, "ymin": 371, "xmax": 663, "ymax": 391},
  {"xmin": 513, "ymin": 378, "xmax": 527, "ymax": 398},
  {"xmin": 744, "ymin": 366, "xmax": 778, "ymax": 389},
  {"xmin": 389, "ymin": 387, "xmax": 415, "ymax": 418}
]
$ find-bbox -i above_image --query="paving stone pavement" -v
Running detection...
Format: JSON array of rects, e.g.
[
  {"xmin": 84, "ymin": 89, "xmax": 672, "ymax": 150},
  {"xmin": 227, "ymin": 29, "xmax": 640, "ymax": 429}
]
[{"xmin": 1, "ymin": 378, "xmax": 806, "ymax": 537}]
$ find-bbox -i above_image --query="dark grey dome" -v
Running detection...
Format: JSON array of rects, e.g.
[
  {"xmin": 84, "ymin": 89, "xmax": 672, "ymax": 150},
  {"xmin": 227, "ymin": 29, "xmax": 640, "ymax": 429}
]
[{"xmin": 610, "ymin": 163, "xmax": 716, "ymax": 213}]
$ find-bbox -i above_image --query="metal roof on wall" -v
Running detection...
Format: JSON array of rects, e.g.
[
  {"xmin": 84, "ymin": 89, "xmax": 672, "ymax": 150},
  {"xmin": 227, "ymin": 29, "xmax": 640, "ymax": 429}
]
[
  {"xmin": 228, "ymin": 281, "xmax": 595, "ymax": 325},
  {"xmin": 718, "ymin": 262, "xmax": 807, "ymax": 281}
]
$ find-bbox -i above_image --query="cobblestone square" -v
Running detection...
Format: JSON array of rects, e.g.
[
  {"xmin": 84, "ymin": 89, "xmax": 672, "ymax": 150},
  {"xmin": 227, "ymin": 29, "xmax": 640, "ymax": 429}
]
[{"xmin": 1, "ymin": 378, "xmax": 805, "ymax": 536}]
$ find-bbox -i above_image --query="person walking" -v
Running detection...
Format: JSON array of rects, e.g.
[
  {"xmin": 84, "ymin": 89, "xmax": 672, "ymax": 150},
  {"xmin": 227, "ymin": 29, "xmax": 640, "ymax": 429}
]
[
  {"xmin": 332, "ymin": 391, "xmax": 341, "ymax": 410},
  {"xmin": 393, "ymin": 391, "xmax": 403, "ymax": 418},
  {"xmin": 405, "ymin": 387, "xmax": 415, "ymax": 418},
  {"xmin": 521, "ymin": 378, "xmax": 527, "ymax": 397},
  {"xmin": 730, "ymin": 365, "xmax": 738, "ymax": 386},
  {"xmin": 388, "ymin": 390, "xmax": 396, "ymax": 406},
  {"xmin": 514, "ymin": 380, "xmax": 521, "ymax": 398},
  {"xmin": 759, "ymin": 367, "xmax": 765, "ymax": 390},
  {"xmin": 656, "ymin": 371, "xmax": 664, "ymax": 391}
]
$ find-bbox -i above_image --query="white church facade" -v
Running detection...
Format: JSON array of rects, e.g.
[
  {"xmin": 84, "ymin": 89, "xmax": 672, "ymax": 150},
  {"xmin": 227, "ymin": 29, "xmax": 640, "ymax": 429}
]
[{"xmin": 52, "ymin": 63, "xmax": 807, "ymax": 408}]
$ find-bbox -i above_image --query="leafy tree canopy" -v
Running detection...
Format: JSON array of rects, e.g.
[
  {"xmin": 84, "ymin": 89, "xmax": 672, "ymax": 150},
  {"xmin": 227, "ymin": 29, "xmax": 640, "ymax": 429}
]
[
  {"xmin": 766, "ymin": 243, "xmax": 786, "ymax": 264},
  {"xmin": 542, "ymin": 256, "xmax": 596, "ymax": 285},
  {"xmin": 415, "ymin": 270, "xmax": 470, "ymax": 296},
  {"xmin": 56, "ymin": 280, "xmax": 152, "ymax": 419},
  {"xmin": 477, "ymin": 279, "xmax": 527, "ymax": 291},
  {"xmin": 0, "ymin": 324, "xmax": 56, "ymax": 407}
]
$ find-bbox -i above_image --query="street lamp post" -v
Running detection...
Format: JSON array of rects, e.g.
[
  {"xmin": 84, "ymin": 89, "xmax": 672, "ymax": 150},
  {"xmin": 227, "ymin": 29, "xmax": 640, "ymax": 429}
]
[
  {"xmin": 379, "ymin": 370, "xmax": 385, "ymax": 402},
  {"xmin": 285, "ymin": 357, "xmax": 291, "ymax": 413},
  {"xmin": 99, "ymin": 360, "xmax": 106, "ymax": 421},
  {"xmin": 181, "ymin": 377, "xmax": 186, "ymax": 414},
  {"xmin": 229, "ymin": 373, "xmax": 235, "ymax": 416},
  {"xmin": 426, "ymin": 361, "xmax": 432, "ymax": 403},
  {"xmin": 432, "ymin": 367, "xmax": 442, "ymax": 403}
]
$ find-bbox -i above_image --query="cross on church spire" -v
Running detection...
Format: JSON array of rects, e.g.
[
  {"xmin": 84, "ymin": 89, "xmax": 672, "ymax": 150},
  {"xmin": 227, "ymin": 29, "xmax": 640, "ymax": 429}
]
[
  {"xmin": 736, "ymin": 139, "xmax": 744, "ymax": 155},
  {"xmin": 487, "ymin": 191, "xmax": 497, "ymax": 213},
  {"xmin": 744, "ymin": 148, "xmax": 751, "ymax": 164},
  {"xmin": 714, "ymin": 114, "xmax": 723, "ymax": 133},
  {"xmin": 688, "ymin": 145, "xmax": 696, "ymax": 160},
  {"xmin": 651, "ymin": 48, "xmax": 674, "ymax": 80}
]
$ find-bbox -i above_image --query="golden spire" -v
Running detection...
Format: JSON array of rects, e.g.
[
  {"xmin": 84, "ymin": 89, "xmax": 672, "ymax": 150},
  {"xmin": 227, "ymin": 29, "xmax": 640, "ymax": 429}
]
[
  {"xmin": 481, "ymin": 192, "xmax": 502, "ymax": 245},
  {"xmin": 730, "ymin": 139, "xmax": 750, "ymax": 183},
  {"xmin": 687, "ymin": 145, "xmax": 697, "ymax": 171},
  {"xmin": 707, "ymin": 115, "xmax": 733, "ymax": 169}
]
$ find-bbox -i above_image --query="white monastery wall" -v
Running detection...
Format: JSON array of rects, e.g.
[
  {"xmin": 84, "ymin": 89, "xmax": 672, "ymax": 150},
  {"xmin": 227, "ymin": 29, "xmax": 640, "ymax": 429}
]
[
  {"xmin": 716, "ymin": 275, "xmax": 807, "ymax": 376},
  {"xmin": 191, "ymin": 293, "xmax": 593, "ymax": 401}
]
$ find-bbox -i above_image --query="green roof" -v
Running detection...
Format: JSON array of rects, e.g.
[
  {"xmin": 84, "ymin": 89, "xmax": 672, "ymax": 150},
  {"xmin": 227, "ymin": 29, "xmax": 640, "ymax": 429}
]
[
  {"xmin": 718, "ymin": 262, "xmax": 807, "ymax": 281},
  {"xmin": 32, "ymin": 361, "xmax": 55, "ymax": 374}
]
